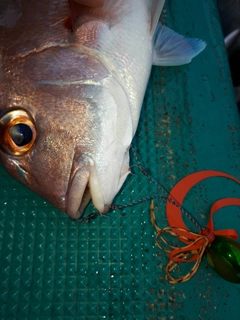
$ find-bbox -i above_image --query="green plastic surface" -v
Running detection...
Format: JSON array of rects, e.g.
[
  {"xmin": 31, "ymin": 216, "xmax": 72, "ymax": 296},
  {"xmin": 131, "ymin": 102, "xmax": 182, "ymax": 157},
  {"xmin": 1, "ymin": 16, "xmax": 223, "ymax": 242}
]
[{"xmin": 1, "ymin": 1, "xmax": 240, "ymax": 319}]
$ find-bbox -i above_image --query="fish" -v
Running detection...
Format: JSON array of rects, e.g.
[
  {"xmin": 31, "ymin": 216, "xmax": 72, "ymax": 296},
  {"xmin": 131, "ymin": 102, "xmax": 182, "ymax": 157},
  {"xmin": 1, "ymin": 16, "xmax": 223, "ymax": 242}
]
[{"xmin": 0, "ymin": 0, "xmax": 206, "ymax": 219}]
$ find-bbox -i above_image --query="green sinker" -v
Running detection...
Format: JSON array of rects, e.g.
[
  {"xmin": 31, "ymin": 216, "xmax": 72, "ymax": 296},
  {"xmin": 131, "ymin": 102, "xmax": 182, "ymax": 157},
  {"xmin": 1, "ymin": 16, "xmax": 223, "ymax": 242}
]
[{"xmin": 206, "ymin": 236, "xmax": 240, "ymax": 283}]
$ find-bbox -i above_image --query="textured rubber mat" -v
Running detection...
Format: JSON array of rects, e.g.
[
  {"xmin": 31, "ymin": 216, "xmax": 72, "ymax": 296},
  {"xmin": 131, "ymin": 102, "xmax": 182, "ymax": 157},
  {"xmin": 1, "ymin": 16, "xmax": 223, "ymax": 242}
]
[{"xmin": 1, "ymin": 1, "xmax": 240, "ymax": 319}]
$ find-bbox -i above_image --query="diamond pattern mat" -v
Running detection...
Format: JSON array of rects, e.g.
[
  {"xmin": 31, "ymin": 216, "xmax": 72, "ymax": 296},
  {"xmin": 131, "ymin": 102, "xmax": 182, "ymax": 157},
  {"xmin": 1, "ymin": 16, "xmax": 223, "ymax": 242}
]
[{"xmin": 1, "ymin": 1, "xmax": 240, "ymax": 319}]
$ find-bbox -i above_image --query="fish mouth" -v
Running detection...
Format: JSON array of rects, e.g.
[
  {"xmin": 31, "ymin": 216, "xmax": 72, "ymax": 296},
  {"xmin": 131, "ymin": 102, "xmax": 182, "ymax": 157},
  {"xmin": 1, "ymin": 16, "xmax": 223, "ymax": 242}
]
[{"xmin": 66, "ymin": 161, "xmax": 108, "ymax": 219}]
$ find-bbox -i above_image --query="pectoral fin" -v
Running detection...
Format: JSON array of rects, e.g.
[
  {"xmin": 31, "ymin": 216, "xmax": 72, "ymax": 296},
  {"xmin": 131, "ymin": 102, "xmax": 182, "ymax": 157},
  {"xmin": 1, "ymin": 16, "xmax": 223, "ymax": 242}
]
[{"xmin": 152, "ymin": 24, "xmax": 206, "ymax": 66}]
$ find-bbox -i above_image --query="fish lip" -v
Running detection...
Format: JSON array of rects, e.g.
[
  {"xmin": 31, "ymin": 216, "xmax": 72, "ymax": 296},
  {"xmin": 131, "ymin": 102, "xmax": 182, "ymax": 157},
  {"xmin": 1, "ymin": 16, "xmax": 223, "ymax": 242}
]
[
  {"xmin": 66, "ymin": 165, "xmax": 90, "ymax": 219},
  {"xmin": 66, "ymin": 154, "xmax": 107, "ymax": 218}
]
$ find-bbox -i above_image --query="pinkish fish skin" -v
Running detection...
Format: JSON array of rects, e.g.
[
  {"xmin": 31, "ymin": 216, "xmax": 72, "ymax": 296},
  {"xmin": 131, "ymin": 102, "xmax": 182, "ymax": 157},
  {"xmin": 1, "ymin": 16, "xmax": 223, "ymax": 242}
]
[{"xmin": 0, "ymin": 0, "xmax": 205, "ymax": 218}]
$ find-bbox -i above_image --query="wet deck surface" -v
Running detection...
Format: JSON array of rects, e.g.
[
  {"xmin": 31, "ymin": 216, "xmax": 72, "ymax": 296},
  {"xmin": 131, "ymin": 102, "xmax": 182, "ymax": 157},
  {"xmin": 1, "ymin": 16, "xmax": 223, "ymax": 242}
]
[{"xmin": 1, "ymin": 0, "xmax": 240, "ymax": 319}]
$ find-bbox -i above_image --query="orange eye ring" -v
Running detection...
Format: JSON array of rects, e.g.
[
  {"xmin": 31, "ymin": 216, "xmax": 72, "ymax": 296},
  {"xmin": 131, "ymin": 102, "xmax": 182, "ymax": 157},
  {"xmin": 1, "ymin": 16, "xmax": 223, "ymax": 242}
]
[{"xmin": 0, "ymin": 109, "xmax": 37, "ymax": 155}]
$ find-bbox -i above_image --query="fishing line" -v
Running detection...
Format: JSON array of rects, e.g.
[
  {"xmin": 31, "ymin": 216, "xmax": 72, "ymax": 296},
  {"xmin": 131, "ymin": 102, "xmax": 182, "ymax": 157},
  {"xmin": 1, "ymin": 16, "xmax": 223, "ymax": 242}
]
[
  {"xmin": 69, "ymin": 146, "xmax": 240, "ymax": 284},
  {"xmin": 70, "ymin": 145, "xmax": 204, "ymax": 232}
]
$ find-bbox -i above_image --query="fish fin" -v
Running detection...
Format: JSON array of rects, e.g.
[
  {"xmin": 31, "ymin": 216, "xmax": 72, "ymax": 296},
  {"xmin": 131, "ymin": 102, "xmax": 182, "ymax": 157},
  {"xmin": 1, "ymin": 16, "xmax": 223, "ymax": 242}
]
[
  {"xmin": 152, "ymin": 24, "xmax": 206, "ymax": 66},
  {"xmin": 150, "ymin": 0, "xmax": 165, "ymax": 36}
]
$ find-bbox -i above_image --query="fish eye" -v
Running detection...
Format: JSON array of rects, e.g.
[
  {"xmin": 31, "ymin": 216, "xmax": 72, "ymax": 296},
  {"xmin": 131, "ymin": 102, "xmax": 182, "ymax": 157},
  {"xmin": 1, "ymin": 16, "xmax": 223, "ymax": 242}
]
[
  {"xmin": 9, "ymin": 124, "xmax": 33, "ymax": 147},
  {"xmin": 0, "ymin": 109, "xmax": 37, "ymax": 155}
]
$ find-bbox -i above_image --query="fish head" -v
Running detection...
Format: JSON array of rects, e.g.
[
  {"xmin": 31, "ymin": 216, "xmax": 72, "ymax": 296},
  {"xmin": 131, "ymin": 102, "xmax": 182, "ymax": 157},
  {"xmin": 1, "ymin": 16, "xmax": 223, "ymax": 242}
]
[{"xmin": 0, "ymin": 46, "xmax": 133, "ymax": 218}]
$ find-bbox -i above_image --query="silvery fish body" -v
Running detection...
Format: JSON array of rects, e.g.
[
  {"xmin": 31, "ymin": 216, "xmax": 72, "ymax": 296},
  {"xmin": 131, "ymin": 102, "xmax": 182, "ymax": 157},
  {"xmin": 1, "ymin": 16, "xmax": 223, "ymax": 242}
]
[{"xmin": 0, "ymin": 0, "xmax": 205, "ymax": 218}]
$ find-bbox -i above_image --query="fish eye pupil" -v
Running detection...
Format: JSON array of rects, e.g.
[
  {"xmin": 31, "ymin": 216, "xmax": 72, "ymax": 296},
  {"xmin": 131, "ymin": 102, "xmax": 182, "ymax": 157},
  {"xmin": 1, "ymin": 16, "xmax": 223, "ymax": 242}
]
[{"xmin": 9, "ymin": 123, "xmax": 33, "ymax": 147}]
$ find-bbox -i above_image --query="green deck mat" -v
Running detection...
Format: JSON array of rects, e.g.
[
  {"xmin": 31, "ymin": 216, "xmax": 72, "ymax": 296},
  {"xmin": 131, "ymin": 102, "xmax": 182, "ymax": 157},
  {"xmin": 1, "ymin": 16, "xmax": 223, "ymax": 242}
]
[{"xmin": 1, "ymin": 1, "xmax": 240, "ymax": 319}]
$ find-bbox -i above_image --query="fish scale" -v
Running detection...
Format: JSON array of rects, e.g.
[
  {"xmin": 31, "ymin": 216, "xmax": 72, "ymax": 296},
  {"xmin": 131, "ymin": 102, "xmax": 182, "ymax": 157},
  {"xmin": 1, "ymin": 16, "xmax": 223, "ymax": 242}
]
[
  {"xmin": 0, "ymin": 0, "xmax": 205, "ymax": 218},
  {"xmin": 0, "ymin": 1, "xmax": 239, "ymax": 319}
]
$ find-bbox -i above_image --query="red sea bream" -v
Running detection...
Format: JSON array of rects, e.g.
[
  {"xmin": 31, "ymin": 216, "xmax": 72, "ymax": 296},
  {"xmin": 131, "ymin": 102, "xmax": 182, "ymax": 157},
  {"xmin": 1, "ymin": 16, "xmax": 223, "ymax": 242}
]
[{"xmin": 0, "ymin": 0, "xmax": 206, "ymax": 218}]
